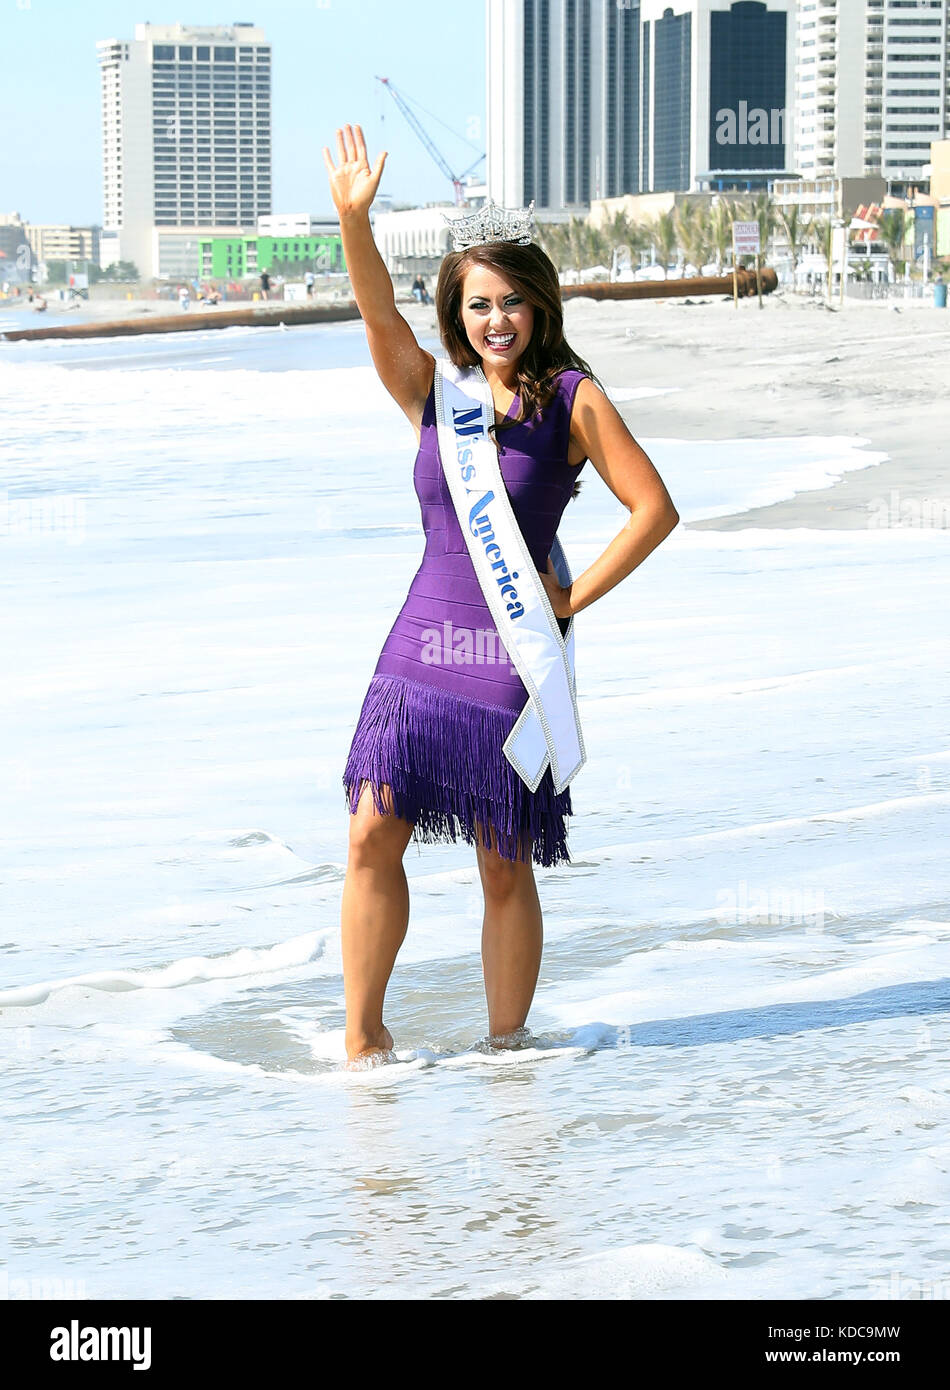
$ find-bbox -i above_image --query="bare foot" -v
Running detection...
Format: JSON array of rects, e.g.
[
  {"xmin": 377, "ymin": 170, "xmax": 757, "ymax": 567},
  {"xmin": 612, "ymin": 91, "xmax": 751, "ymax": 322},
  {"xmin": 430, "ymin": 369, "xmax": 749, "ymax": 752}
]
[
  {"xmin": 483, "ymin": 1025, "xmax": 533, "ymax": 1052},
  {"xmin": 344, "ymin": 1025, "xmax": 396, "ymax": 1071}
]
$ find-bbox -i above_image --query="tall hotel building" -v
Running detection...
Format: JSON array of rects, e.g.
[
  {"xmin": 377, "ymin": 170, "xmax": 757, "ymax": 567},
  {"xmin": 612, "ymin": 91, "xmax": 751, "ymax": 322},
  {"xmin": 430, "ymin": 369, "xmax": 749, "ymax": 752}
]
[
  {"xmin": 486, "ymin": 0, "xmax": 795, "ymax": 210},
  {"xmin": 97, "ymin": 22, "xmax": 271, "ymax": 279},
  {"xmin": 794, "ymin": 0, "xmax": 949, "ymax": 190}
]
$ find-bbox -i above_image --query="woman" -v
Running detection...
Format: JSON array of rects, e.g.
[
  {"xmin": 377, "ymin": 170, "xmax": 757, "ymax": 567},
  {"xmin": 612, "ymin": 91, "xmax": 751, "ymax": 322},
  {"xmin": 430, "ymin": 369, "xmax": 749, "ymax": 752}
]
[{"xmin": 323, "ymin": 124, "xmax": 679, "ymax": 1069}]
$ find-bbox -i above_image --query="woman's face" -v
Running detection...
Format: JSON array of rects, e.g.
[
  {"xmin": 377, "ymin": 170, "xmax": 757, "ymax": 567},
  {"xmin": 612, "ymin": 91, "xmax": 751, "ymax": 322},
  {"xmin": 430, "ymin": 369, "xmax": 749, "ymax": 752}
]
[{"xmin": 459, "ymin": 263, "xmax": 534, "ymax": 369}]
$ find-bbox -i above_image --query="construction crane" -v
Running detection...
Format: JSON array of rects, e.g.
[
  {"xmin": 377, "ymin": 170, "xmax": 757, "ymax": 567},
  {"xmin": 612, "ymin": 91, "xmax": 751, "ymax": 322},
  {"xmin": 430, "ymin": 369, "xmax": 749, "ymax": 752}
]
[{"xmin": 375, "ymin": 76, "xmax": 484, "ymax": 206}]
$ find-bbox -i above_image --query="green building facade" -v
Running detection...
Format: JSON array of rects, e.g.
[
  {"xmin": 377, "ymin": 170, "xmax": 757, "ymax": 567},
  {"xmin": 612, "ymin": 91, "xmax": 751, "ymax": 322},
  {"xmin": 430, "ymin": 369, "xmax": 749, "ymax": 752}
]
[{"xmin": 198, "ymin": 234, "xmax": 345, "ymax": 281}]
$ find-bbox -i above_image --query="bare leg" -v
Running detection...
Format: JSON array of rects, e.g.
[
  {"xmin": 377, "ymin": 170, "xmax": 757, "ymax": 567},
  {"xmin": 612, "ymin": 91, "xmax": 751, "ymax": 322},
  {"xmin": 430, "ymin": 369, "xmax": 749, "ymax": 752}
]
[
  {"xmin": 475, "ymin": 823, "xmax": 542, "ymax": 1041},
  {"xmin": 341, "ymin": 781, "xmax": 414, "ymax": 1066}
]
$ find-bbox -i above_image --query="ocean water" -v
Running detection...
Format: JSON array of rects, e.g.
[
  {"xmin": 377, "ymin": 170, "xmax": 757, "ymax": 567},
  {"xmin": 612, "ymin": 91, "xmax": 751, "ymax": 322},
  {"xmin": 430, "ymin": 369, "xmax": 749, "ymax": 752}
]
[{"xmin": 1, "ymin": 321, "xmax": 948, "ymax": 1302}]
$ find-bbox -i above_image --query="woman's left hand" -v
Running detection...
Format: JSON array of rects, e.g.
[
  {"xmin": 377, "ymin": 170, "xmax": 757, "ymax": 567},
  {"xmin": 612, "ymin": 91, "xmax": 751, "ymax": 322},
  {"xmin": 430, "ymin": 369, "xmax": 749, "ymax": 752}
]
[{"xmin": 539, "ymin": 556, "xmax": 573, "ymax": 619}]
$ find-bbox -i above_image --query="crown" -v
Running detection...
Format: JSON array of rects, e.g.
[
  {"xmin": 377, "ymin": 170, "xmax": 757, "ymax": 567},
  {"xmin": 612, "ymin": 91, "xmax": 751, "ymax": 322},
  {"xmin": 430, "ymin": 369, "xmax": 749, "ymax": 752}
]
[{"xmin": 442, "ymin": 197, "xmax": 537, "ymax": 252}]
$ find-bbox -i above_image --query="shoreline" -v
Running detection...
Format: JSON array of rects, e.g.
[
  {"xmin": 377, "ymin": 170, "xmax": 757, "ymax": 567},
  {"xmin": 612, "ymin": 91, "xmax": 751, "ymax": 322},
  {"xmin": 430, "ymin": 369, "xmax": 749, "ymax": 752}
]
[
  {"xmin": 0, "ymin": 297, "xmax": 362, "ymax": 341},
  {"xmin": 5, "ymin": 287, "xmax": 946, "ymax": 531},
  {"xmin": 404, "ymin": 292, "xmax": 948, "ymax": 533}
]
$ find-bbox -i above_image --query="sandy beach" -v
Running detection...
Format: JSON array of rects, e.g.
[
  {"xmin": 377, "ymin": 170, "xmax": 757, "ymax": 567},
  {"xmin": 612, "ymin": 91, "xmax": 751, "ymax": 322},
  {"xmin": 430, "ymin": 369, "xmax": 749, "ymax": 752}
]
[{"xmin": 402, "ymin": 290, "xmax": 950, "ymax": 532}]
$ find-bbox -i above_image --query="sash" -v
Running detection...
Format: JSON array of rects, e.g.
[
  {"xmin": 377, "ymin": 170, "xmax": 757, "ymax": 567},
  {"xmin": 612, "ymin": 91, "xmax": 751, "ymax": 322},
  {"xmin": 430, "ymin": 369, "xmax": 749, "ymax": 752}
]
[{"xmin": 432, "ymin": 356, "xmax": 587, "ymax": 794}]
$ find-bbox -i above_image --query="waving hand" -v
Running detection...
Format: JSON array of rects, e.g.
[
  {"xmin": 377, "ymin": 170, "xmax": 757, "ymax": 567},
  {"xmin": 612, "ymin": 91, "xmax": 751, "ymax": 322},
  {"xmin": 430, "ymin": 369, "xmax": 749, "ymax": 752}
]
[{"xmin": 323, "ymin": 123, "xmax": 387, "ymax": 217}]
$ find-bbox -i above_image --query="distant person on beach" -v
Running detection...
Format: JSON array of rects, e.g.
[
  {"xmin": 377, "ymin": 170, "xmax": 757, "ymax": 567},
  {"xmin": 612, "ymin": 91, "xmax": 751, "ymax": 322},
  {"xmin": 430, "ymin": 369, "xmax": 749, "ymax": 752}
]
[
  {"xmin": 411, "ymin": 274, "xmax": 423, "ymax": 302},
  {"xmin": 259, "ymin": 269, "xmax": 271, "ymax": 301},
  {"xmin": 305, "ymin": 270, "xmax": 315, "ymax": 298},
  {"xmin": 178, "ymin": 285, "xmax": 190, "ymax": 311}
]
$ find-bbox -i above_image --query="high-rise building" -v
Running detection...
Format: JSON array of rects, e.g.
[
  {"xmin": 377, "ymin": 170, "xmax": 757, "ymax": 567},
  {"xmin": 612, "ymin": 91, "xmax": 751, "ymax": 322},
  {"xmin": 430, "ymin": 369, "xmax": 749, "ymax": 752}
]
[
  {"xmin": 488, "ymin": 0, "xmax": 640, "ymax": 210},
  {"xmin": 642, "ymin": 0, "xmax": 794, "ymax": 193},
  {"xmin": 794, "ymin": 0, "xmax": 949, "ymax": 193},
  {"xmin": 486, "ymin": 0, "xmax": 795, "ymax": 210},
  {"xmin": 97, "ymin": 22, "xmax": 271, "ymax": 280},
  {"xmin": 25, "ymin": 225, "xmax": 101, "ymax": 267}
]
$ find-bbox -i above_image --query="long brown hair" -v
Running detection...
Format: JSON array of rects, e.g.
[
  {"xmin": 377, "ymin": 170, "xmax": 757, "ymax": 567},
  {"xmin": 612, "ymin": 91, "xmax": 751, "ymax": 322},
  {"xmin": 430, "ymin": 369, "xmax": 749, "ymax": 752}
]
[{"xmin": 435, "ymin": 241, "xmax": 603, "ymax": 497}]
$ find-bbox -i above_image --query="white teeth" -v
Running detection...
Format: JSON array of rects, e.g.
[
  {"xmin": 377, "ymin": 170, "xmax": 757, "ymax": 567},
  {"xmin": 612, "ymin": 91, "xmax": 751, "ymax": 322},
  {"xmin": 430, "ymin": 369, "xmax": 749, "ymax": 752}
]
[{"xmin": 487, "ymin": 334, "xmax": 514, "ymax": 345}]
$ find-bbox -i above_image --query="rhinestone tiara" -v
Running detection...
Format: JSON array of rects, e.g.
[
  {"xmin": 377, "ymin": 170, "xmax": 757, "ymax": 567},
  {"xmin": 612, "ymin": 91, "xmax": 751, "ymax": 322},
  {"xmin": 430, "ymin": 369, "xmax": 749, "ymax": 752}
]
[{"xmin": 442, "ymin": 197, "xmax": 537, "ymax": 252}]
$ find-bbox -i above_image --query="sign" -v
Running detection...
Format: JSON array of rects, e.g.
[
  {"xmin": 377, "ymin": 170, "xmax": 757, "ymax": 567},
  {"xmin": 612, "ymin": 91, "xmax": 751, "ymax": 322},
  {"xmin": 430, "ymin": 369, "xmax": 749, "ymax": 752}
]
[
  {"xmin": 732, "ymin": 221, "xmax": 760, "ymax": 256},
  {"xmin": 914, "ymin": 204, "xmax": 934, "ymax": 259}
]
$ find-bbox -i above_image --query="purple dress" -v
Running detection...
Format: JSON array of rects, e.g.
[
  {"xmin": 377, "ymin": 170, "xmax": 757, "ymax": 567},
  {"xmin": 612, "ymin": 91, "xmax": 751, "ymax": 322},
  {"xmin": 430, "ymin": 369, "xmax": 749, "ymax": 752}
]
[{"xmin": 342, "ymin": 366, "xmax": 589, "ymax": 866}]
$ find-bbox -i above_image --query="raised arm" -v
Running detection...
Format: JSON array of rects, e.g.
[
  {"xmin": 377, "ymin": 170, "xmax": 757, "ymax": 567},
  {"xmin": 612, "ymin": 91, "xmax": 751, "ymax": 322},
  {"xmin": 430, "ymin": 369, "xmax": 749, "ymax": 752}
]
[{"xmin": 323, "ymin": 123, "xmax": 434, "ymax": 418}]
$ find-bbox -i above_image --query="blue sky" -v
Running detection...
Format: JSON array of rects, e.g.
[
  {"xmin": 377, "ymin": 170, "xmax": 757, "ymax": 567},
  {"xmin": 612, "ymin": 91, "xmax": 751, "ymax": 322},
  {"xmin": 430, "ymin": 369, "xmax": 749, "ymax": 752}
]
[{"xmin": 1, "ymin": 0, "xmax": 487, "ymax": 224}]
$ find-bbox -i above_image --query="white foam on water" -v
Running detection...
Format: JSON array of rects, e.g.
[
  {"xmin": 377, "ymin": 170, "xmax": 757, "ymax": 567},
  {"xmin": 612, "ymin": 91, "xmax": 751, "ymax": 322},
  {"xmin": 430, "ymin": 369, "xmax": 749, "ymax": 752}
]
[{"xmin": 0, "ymin": 930, "xmax": 328, "ymax": 1009}]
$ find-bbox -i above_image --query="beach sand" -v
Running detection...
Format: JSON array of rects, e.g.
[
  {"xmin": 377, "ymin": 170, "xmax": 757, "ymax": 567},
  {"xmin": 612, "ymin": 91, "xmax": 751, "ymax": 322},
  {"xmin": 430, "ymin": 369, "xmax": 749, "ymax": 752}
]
[{"xmin": 405, "ymin": 290, "xmax": 949, "ymax": 531}]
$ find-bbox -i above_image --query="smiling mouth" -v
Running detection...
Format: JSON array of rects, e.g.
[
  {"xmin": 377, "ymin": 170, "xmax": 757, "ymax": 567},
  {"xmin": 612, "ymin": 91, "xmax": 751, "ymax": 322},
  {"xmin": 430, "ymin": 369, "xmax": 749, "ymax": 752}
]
[{"xmin": 485, "ymin": 333, "xmax": 516, "ymax": 351}]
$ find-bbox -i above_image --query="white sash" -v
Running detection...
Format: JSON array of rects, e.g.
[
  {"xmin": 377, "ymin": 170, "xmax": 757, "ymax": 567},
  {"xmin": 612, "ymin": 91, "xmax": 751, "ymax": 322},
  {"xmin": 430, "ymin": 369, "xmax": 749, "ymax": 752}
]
[{"xmin": 432, "ymin": 356, "xmax": 586, "ymax": 794}]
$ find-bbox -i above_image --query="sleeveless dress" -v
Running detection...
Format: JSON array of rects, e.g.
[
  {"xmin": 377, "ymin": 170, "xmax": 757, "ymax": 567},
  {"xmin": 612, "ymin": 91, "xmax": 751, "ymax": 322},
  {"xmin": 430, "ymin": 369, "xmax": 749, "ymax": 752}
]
[{"xmin": 341, "ymin": 366, "xmax": 589, "ymax": 867}]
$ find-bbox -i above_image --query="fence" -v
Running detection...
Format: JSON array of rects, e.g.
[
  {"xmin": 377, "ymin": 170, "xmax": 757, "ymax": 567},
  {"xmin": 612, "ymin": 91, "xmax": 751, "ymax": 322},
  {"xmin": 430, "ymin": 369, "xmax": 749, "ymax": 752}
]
[
  {"xmin": 793, "ymin": 278, "xmax": 931, "ymax": 302},
  {"xmin": 844, "ymin": 281, "xmax": 929, "ymax": 301}
]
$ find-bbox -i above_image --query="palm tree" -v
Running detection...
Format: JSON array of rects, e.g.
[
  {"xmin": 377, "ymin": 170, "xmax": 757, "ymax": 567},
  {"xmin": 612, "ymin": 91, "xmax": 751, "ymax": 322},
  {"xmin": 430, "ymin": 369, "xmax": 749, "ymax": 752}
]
[
  {"xmin": 673, "ymin": 199, "xmax": 710, "ymax": 274},
  {"xmin": 602, "ymin": 207, "xmax": 635, "ymax": 248},
  {"xmin": 808, "ymin": 216, "xmax": 835, "ymax": 304},
  {"xmin": 709, "ymin": 198, "xmax": 734, "ymax": 274},
  {"xmin": 650, "ymin": 209, "xmax": 678, "ymax": 277},
  {"xmin": 533, "ymin": 218, "xmax": 567, "ymax": 268},
  {"xmin": 777, "ymin": 204, "xmax": 807, "ymax": 289},
  {"xmin": 874, "ymin": 206, "xmax": 909, "ymax": 282},
  {"xmin": 740, "ymin": 190, "xmax": 779, "ymax": 306},
  {"xmin": 600, "ymin": 207, "xmax": 651, "ymax": 276},
  {"xmin": 564, "ymin": 214, "xmax": 594, "ymax": 274}
]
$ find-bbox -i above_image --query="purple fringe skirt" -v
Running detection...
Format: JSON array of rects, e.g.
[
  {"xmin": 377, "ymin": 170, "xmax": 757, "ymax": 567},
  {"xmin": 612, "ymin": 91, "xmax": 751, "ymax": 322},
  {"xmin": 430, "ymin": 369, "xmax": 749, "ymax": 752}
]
[{"xmin": 342, "ymin": 672, "xmax": 574, "ymax": 867}]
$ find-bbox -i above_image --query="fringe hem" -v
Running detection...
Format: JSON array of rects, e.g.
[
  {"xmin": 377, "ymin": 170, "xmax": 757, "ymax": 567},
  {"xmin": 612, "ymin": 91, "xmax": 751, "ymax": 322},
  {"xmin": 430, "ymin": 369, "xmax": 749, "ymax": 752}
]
[{"xmin": 341, "ymin": 672, "xmax": 575, "ymax": 868}]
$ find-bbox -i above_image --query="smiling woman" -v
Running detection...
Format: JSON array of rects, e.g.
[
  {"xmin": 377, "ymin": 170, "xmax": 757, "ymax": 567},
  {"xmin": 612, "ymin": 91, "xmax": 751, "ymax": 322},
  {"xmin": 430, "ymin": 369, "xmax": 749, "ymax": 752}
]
[
  {"xmin": 436, "ymin": 236, "xmax": 603, "ymax": 467},
  {"xmin": 323, "ymin": 123, "xmax": 679, "ymax": 1069}
]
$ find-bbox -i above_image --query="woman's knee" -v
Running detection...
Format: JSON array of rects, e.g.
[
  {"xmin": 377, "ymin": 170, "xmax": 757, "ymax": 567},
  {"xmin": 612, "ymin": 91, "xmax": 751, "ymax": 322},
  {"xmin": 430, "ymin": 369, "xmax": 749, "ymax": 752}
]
[
  {"xmin": 475, "ymin": 825, "xmax": 534, "ymax": 900},
  {"xmin": 347, "ymin": 781, "xmax": 413, "ymax": 864}
]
